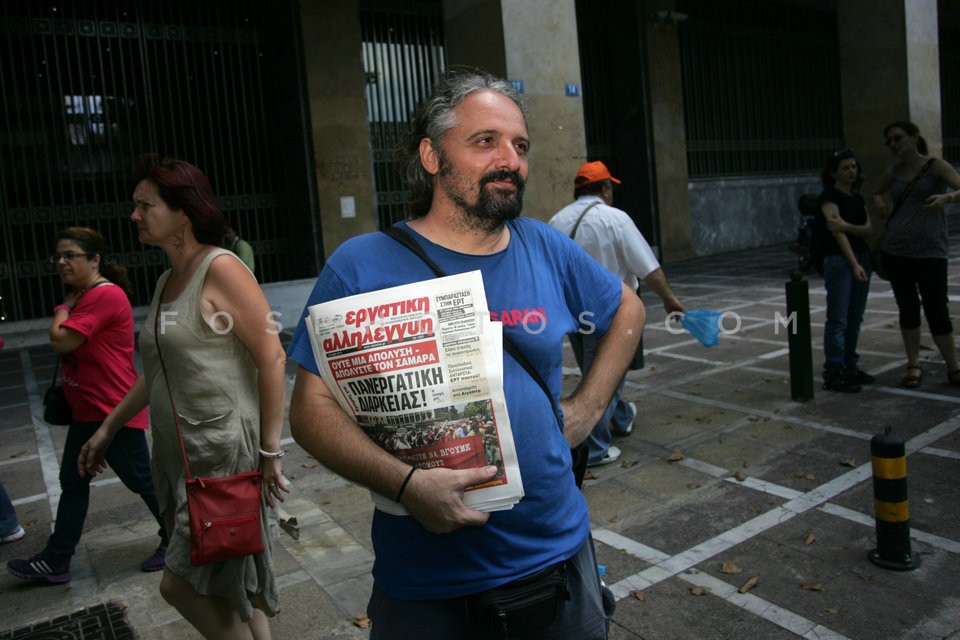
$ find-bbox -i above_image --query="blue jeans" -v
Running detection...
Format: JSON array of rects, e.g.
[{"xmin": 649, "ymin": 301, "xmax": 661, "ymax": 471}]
[
  {"xmin": 42, "ymin": 420, "xmax": 167, "ymax": 566},
  {"xmin": 0, "ymin": 481, "xmax": 20, "ymax": 535},
  {"xmin": 569, "ymin": 334, "xmax": 633, "ymax": 463},
  {"xmin": 367, "ymin": 535, "xmax": 612, "ymax": 639},
  {"xmin": 822, "ymin": 252, "xmax": 871, "ymax": 381}
]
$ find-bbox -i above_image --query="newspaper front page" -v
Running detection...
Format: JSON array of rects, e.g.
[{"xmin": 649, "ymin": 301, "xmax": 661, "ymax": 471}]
[{"xmin": 305, "ymin": 270, "xmax": 523, "ymax": 515}]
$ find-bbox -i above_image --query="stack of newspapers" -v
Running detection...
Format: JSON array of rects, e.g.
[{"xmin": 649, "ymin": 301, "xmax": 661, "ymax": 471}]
[{"xmin": 305, "ymin": 270, "xmax": 524, "ymax": 514}]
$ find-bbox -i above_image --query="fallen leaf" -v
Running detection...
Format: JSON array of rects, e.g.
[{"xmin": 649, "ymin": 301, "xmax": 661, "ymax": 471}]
[
  {"xmin": 689, "ymin": 586, "xmax": 708, "ymax": 596},
  {"xmin": 279, "ymin": 514, "xmax": 300, "ymax": 541},
  {"xmin": 824, "ymin": 607, "xmax": 839, "ymax": 614},
  {"xmin": 738, "ymin": 575, "xmax": 759, "ymax": 593},
  {"xmin": 800, "ymin": 582, "xmax": 823, "ymax": 591},
  {"xmin": 805, "ymin": 473, "xmax": 815, "ymax": 481},
  {"xmin": 857, "ymin": 574, "xmax": 872, "ymax": 582},
  {"xmin": 686, "ymin": 483, "xmax": 701, "ymax": 490},
  {"xmin": 839, "ymin": 458, "xmax": 856, "ymax": 467},
  {"xmin": 667, "ymin": 448, "xmax": 684, "ymax": 462},
  {"xmin": 302, "ymin": 459, "xmax": 319, "ymax": 469},
  {"xmin": 608, "ymin": 514, "xmax": 619, "ymax": 523},
  {"xmin": 629, "ymin": 590, "xmax": 646, "ymax": 601},
  {"xmin": 742, "ymin": 460, "xmax": 751, "ymax": 468},
  {"xmin": 803, "ymin": 532, "xmax": 816, "ymax": 545},
  {"xmin": 584, "ymin": 471, "xmax": 598, "ymax": 481},
  {"xmin": 719, "ymin": 560, "xmax": 743, "ymax": 574},
  {"xmin": 748, "ymin": 504, "xmax": 763, "ymax": 514},
  {"xmin": 621, "ymin": 459, "xmax": 637, "ymax": 468},
  {"xmin": 792, "ymin": 470, "xmax": 805, "ymax": 478},
  {"xmin": 733, "ymin": 470, "xmax": 747, "ymax": 481},
  {"xmin": 353, "ymin": 614, "xmax": 372, "ymax": 628}
]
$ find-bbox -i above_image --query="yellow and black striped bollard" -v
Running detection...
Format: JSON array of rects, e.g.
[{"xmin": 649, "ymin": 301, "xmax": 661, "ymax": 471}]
[{"xmin": 867, "ymin": 427, "xmax": 920, "ymax": 570}]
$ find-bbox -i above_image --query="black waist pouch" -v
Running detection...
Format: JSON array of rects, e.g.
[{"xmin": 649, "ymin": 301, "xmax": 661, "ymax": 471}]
[{"xmin": 466, "ymin": 563, "xmax": 569, "ymax": 638}]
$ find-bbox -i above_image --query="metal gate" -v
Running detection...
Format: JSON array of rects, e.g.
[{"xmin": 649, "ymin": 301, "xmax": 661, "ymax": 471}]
[
  {"xmin": 360, "ymin": 0, "xmax": 445, "ymax": 229},
  {"xmin": 0, "ymin": 0, "xmax": 318, "ymax": 322},
  {"xmin": 575, "ymin": 0, "xmax": 659, "ymax": 251}
]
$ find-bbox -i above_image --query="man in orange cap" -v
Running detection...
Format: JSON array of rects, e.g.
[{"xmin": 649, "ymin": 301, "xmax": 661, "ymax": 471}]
[{"xmin": 550, "ymin": 160, "xmax": 684, "ymax": 466}]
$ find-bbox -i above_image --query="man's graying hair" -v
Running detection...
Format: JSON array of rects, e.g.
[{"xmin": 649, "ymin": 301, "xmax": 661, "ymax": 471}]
[{"xmin": 395, "ymin": 68, "xmax": 526, "ymax": 218}]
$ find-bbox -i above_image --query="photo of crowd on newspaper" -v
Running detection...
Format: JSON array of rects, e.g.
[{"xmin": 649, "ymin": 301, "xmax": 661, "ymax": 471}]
[{"xmin": 358, "ymin": 400, "xmax": 505, "ymax": 480}]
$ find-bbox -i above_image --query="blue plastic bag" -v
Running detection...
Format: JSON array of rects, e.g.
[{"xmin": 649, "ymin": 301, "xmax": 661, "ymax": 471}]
[{"xmin": 681, "ymin": 309, "xmax": 722, "ymax": 347}]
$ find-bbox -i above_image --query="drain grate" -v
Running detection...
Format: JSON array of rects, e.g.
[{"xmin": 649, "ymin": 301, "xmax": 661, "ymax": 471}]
[{"xmin": 0, "ymin": 602, "xmax": 136, "ymax": 640}]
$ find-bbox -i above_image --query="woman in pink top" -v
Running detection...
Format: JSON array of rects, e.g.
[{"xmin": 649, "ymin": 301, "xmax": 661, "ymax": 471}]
[{"xmin": 7, "ymin": 227, "xmax": 167, "ymax": 585}]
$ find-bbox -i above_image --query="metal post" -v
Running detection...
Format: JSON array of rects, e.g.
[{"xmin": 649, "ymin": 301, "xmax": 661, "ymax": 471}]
[
  {"xmin": 785, "ymin": 270, "xmax": 814, "ymax": 401},
  {"xmin": 868, "ymin": 427, "xmax": 920, "ymax": 570}
]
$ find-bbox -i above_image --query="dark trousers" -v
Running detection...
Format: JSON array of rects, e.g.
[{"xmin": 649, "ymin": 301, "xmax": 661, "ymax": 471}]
[
  {"xmin": 367, "ymin": 535, "xmax": 613, "ymax": 639},
  {"xmin": 883, "ymin": 253, "xmax": 953, "ymax": 335},
  {"xmin": 44, "ymin": 420, "xmax": 167, "ymax": 566}
]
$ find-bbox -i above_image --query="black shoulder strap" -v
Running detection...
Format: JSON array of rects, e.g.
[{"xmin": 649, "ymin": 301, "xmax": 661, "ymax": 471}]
[
  {"xmin": 568, "ymin": 202, "xmax": 600, "ymax": 240},
  {"xmin": 381, "ymin": 226, "xmax": 563, "ymax": 430},
  {"xmin": 890, "ymin": 158, "xmax": 935, "ymax": 220}
]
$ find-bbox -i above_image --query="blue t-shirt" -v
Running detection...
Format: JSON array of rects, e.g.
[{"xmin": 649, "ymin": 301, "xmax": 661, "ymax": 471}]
[{"xmin": 287, "ymin": 217, "xmax": 622, "ymax": 599}]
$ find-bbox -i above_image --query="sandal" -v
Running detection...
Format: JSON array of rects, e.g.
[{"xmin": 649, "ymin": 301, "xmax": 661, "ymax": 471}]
[
  {"xmin": 902, "ymin": 366, "xmax": 923, "ymax": 389},
  {"xmin": 948, "ymin": 369, "xmax": 960, "ymax": 386}
]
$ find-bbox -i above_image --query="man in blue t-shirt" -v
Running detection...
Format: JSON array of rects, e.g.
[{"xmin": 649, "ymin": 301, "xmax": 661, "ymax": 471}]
[{"xmin": 287, "ymin": 69, "xmax": 645, "ymax": 639}]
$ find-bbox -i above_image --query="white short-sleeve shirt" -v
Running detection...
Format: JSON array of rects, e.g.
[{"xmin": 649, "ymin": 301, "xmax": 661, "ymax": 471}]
[{"xmin": 548, "ymin": 195, "xmax": 660, "ymax": 290}]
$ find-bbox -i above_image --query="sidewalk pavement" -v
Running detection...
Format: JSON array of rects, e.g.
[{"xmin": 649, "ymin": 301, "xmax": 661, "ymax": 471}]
[{"xmin": 1, "ymin": 241, "xmax": 959, "ymax": 640}]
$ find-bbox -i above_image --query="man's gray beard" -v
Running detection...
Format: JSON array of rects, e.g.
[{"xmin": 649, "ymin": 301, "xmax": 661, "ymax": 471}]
[
  {"xmin": 450, "ymin": 186, "xmax": 523, "ymax": 233},
  {"xmin": 439, "ymin": 157, "xmax": 526, "ymax": 233}
]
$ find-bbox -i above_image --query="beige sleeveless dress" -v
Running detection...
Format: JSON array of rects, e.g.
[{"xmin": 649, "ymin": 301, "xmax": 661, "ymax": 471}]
[{"xmin": 140, "ymin": 248, "xmax": 278, "ymax": 620}]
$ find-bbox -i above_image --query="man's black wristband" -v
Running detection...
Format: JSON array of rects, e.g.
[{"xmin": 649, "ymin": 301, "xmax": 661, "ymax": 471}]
[{"xmin": 396, "ymin": 466, "xmax": 417, "ymax": 502}]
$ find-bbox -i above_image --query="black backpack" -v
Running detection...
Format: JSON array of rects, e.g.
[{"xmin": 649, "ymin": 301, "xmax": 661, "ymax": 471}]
[{"xmin": 799, "ymin": 194, "xmax": 825, "ymax": 275}]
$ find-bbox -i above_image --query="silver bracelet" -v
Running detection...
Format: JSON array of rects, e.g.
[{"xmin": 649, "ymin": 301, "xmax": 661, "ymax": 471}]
[{"xmin": 259, "ymin": 447, "xmax": 285, "ymax": 459}]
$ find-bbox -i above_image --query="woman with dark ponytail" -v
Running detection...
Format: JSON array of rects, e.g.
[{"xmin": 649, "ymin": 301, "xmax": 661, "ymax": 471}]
[
  {"xmin": 7, "ymin": 227, "xmax": 168, "ymax": 585},
  {"xmin": 872, "ymin": 121, "xmax": 960, "ymax": 388}
]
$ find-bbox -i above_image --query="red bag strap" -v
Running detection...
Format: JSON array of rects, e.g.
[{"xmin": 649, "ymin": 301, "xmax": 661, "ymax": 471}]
[{"xmin": 153, "ymin": 283, "xmax": 194, "ymax": 482}]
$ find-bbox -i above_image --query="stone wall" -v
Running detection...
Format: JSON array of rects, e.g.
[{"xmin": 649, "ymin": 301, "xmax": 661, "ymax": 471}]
[{"xmin": 687, "ymin": 175, "xmax": 820, "ymax": 256}]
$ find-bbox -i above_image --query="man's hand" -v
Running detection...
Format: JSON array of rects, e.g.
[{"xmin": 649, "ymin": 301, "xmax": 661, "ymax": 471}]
[
  {"xmin": 401, "ymin": 465, "xmax": 497, "ymax": 533},
  {"xmin": 663, "ymin": 296, "xmax": 685, "ymax": 317}
]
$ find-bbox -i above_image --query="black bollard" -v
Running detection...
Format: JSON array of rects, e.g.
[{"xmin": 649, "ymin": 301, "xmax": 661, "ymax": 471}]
[
  {"xmin": 785, "ymin": 270, "xmax": 814, "ymax": 401},
  {"xmin": 868, "ymin": 427, "xmax": 920, "ymax": 570}
]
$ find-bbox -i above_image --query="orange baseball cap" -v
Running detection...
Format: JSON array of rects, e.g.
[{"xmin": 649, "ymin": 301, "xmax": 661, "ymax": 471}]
[{"xmin": 574, "ymin": 161, "xmax": 621, "ymax": 187}]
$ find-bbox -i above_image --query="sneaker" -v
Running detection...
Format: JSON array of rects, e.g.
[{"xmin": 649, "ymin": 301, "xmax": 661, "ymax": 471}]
[
  {"xmin": 823, "ymin": 375, "xmax": 862, "ymax": 393},
  {"xmin": 141, "ymin": 544, "xmax": 167, "ymax": 572},
  {"xmin": 1, "ymin": 525, "xmax": 25, "ymax": 544},
  {"xmin": 846, "ymin": 369, "xmax": 875, "ymax": 385},
  {"xmin": 7, "ymin": 555, "xmax": 71, "ymax": 584},
  {"xmin": 588, "ymin": 446, "xmax": 622, "ymax": 467},
  {"xmin": 612, "ymin": 402, "xmax": 637, "ymax": 437}
]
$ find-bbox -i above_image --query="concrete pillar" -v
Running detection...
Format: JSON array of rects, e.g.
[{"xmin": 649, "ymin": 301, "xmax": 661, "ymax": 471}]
[
  {"xmin": 444, "ymin": 0, "xmax": 587, "ymax": 220},
  {"xmin": 645, "ymin": 0, "xmax": 694, "ymax": 260},
  {"xmin": 839, "ymin": 0, "xmax": 942, "ymax": 198},
  {"xmin": 300, "ymin": 0, "xmax": 378, "ymax": 259}
]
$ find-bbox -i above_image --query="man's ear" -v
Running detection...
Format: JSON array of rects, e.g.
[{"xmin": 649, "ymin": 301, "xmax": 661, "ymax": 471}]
[{"xmin": 420, "ymin": 138, "xmax": 440, "ymax": 176}]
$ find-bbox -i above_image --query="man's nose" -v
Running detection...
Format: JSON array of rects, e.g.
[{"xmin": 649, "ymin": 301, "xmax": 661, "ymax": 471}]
[{"xmin": 494, "ymin": 140, "xmax": 522, "ymax": 170}]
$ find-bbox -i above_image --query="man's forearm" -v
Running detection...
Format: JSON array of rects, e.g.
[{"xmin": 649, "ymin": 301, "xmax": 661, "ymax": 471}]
[{"xmin": 562, "ymin": 283, "xmax": 646, "ymax": 446}]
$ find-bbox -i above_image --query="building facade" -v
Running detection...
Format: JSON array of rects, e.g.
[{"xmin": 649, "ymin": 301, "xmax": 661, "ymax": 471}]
[{"xmin": 1, "ymin": 0, "xmax": 957, "ymax": 322}]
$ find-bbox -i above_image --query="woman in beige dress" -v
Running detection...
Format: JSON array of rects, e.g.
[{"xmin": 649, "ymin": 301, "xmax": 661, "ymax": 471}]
[{"xmin": 79, "ymin": 154, "xmax": 288, "ymax": 640}]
